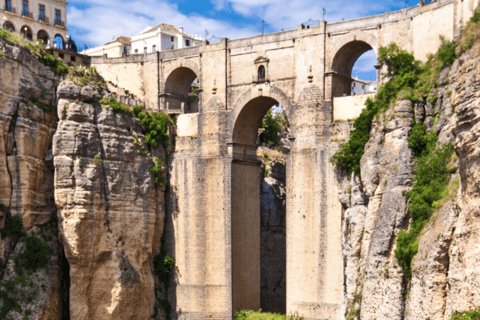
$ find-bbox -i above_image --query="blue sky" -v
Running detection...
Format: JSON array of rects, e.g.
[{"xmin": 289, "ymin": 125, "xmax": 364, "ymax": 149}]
[{"xmin": 67, "ymin": 0, "xmax": 425, "ymax": 80}]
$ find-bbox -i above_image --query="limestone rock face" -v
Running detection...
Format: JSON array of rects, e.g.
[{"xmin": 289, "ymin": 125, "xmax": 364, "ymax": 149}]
[
  {"xmin": 339, "ymin": 100, "xmax": 415, "ymax": 320},
  {"xmin": 0, "ymin": 37, "xmax": 64, "ymax": 320},
  {"xmin": 53, "ymin": 81, "xmax": 166, "ymax": 320}
]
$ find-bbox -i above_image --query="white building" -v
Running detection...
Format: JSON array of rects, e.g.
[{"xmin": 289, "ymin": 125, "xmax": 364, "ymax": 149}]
[
  {"xmin": 2, "ymin": 0, "xmax": 68, "ymax": 46},
  {"xmin": 85, "ymin": 23, "xmax": 203, "ymax": 58},
  {"xmin": 351, "ymin": 76, "xmax": 377, "ymax": 95}
]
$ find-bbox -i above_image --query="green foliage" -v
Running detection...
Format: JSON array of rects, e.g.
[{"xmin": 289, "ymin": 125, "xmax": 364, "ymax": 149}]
[
  {"xmin": 331, "ymin": 43, "xmax": 423, "ymax": 175},
  {"xmin": 0, "ymin": 215, "xmax": 24, "ymax": 238},
  {"xmin": 94, "ymin": 154, "xmax": 104, "ymax": 163},
  {"xmin": 20, "ymin": 235, "xmax": 52, "ymax": 272},
  {"xmin": 395, "ymin": 126, "xmax": 454, "ymax": 277},
  {"xmin": 151, "ymin": 157, "xmax": 167, "ymax": 186},
  {"xmin": 260, "ymin": 109, "xmax": 287, "ymax": 147},
  {"xmin": 30, "ymin": 98, "xmax": 53, "ymax": 113},
  {"xmin": 100, "ymin": 96, "xmax": 130, "ymax": 113},
  {"xmin": 0, "ymin": 218, "xmax": 54, "ymax": 319},
  {"xmin": 0, "ymin": 51, "xmax": 4, "ymax": 57},
  {"xmin": 152, "ymin": 241, "xmax": 175, "ymax": 320},
  {"xmin": 132, "ymin": 105, "xmax": 172, "ymax": 149},
  {"xmin": 437, "ymin": 37, "xmax": 458, "ymax": 69},
  {"xmin": 451, "ymin": 308, "xmax": 480, "ymax": 320},
  {"xmin": 457, "ymin": 7, "xmax": 480, "ymax": 54},
  {"xmin": 234, "ymin": 310, "xmax": 304, "ymax": 320},
  {"xmin": 0, "ymin": 29, "xmax": 69, "ymax": 75}
]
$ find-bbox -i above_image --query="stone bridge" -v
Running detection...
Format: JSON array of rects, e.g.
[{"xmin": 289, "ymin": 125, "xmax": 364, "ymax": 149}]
[{"xmin": 89, "ymin": 0, "xmax": 478, "ymax": 318}]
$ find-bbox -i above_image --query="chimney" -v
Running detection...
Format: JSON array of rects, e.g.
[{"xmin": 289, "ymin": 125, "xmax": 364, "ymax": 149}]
[{"xmin": 179, "ymin": 27, "xmax": 184, "ymax": 33}]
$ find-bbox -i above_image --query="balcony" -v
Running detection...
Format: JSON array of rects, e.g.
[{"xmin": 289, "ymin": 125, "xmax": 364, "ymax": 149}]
[
  {"xmin": 54, "ymin": 19, "xmax": 65, "ymax": 27},
  {"xmin": 4, "ymin": 5, "xmax": 17, "ymax": 14},
  {"xmin": 38, "ymin": 15, "xmax": 49, "ymax": 23},
  {"xmin": 22, "ymin": 10, "xmax": 34, "ymax": 18}
]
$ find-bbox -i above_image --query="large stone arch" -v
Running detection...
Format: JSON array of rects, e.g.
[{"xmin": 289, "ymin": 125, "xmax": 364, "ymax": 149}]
[
  {"xmin": 326, "ymin": 32, "xmax": 379, "ymax": 99},
  {"xmin": 161, "ymin": 60, "xmax": 201, "ymax": 113},
  {"xmin": 227, "ymin": 85, "xmax": 293, "ymax": 147}
]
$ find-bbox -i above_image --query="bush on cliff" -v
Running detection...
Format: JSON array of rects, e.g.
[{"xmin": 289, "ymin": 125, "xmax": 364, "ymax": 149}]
[
  {"xmin": 330, "ymin": 43, "xmax": 422, "ymax": 175},
  {"xmin": 451, "ymin": 308, "xmax": 480, "ymax": 320},
  {"xmin": 0, "ymin": 29, "xmax": 68, "ymax": 75},
  {"xmin": 395, "ymin": 124, "xmax": 454, "ymax": 277}
]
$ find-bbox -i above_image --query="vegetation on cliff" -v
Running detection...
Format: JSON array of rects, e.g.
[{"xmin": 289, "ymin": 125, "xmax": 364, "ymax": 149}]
[
  {"xmin": 0, "ymin": 29, "xmax": 68, "ymax": 74},
  {"xmin": 395, "ymin": 125, "xmax": 455, "ymax": 277},
  {"xmin": 234, "ymin": 309, "xmax": 304, "ymax": 320},
  {"xmin": 333, "ymin": 5, "xmax": 480, "ymax": 288},
  {"xmin": 330, "ymin": 43, "xmax": 422, "ymax": 175},
  {"xmin": 452, "ymin": 308, "xmax": 480, "ymax": 320},
  {"xmin": 0, "ymin": 216, "xmax": 55, "ymax": 319}
]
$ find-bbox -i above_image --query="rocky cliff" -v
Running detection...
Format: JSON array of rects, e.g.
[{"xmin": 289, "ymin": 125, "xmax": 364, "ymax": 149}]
[
  {"xmin": 0, "ymin": 37, "xmax": 169, "ymax": 320},
  {"xmin": 337, "ymin": 41, "xmax": 480, "ymax": 320}
]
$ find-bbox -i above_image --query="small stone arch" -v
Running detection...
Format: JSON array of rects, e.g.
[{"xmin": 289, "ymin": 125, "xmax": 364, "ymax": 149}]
[
  {"xmin": 20, "ymin": 25, "xmax": 33, "ymax": 41},
  {"xmin": 162, "ymin": 63, "xmax": 201, "ymax": 114},
  {"xmin": 327, "ymin": 33, "xmax": 379, "ymax": 99},
  {"xmin": 37, "ymin": 30, "xmax": 49, "ymax": 45},
  {"xmin": 227, "ymin": 85, "xmax": 293, "ymax": 147},
  {"xmin": 163, "ymin": 59, "xmax": 201, "ymax": 85},
  {"xmin": 3, "ymin": 20, "xmax": 15, "ymax": 32},
  {"xmin": 54, "ymin": 34, "xmax": 64, "ymax": 49}
]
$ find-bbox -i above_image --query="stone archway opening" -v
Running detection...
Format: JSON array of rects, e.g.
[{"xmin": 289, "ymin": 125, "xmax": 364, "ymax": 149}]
[
  {"xmin": 330, "ymin": 40, "xmax": 377, "ymax": 98},
  {"xmin": 37, "ymin": 30, "xmax": 49, "ymax": 45},
  {"xmin": 54, "ymin": 34, "xmax": 64, "ymax": 49},
  {"xmin": 3, "ymin": 21, "xmax": 15, "ymax": 32},
  {"xmin": 164, "ymin": 67, "xmax": 200, "ymax": 114},
  {"xmin": 20, "ymin": 25, "xmax": 33, "ymax": 41},
  {"xmin": 231, "ymin": 96, "xmax": 289, "ymax": 315}
]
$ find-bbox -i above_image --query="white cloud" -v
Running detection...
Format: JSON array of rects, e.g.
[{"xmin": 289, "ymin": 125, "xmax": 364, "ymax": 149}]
[{"xmin": 67, "ymin": 0, "xmax": 257, "ymax": 48}]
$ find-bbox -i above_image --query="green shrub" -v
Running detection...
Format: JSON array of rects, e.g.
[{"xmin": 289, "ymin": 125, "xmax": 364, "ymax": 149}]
[
  {"xmin": 132, "ymin": 105, "xmax": 172, "ymax": 149},
  {"xmin": 100, "ymin": 96, "xmax": 130, "ymax": 113},
  {"xmin": 451, "ymin": 308, "xmax": 480, "ymax": 320},
  {"xmin": 30, "ymin": 98, "xmax": 53, "ymax": 113},
  {"xmin": 20, "ymin": 235, "xmax": 52, "ymax": 272},
  {"xmin": 1, "ymin": 215, "xmax": 24, "ymax": 237},
  {"xmin": 151, "ymin": 157, "xmax": 166, "ymax": 186},
  {"xmin": 260, "ymin": 109, "xmax": 286, "ymax": 147},
  {"xmin": 395, "ymin": 127, "xmax": 454, "ymax": 277},
  {"xmin": 331, "ymin": 43, "xmax": 422, "ymax": 175},
  {"xmin": 152, "ymin": 243, "xmax": 175, "ymax": 320},
  {"xmin": 234, "ymin": 310, "xmax": 304, "ymax": 320},
  {"xmin": 438, "ymin": 37, "xmax": 458, "ymax": 69}
]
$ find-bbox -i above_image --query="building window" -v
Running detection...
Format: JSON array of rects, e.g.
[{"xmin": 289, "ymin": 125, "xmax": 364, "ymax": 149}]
[
  {"xmin": 134, "ymin": 49, "xmax": 138, "ymax": 54},
  {"xmin": 258, "ymin": 65, "xmax": 266, "ymax": 81},
  {"xmin": 39, "ymin": 5, "xmax": 45, "ymax": 21},
  {"xmin": 55, "ymin": 9, "xmax": 61, "ymax": 25},
  {"xmin": 152, "ymin": 45, "xmax": 156, "ymax": 52},
  {"xmin": 185, "ymin": 39, "xmax": 190, "ymax": 46},
  {"xmin": 71, "ymin": 55, "xmax": 76, "ymax": 62},
  {"xmin": 171, "ymin": 36, "xmax": 174, "ymax": 41},
  {"xmin": 6, "ymin": 0, "xmax": 11, "ymax": 11},
  {"xmin": 171, "ymin": 45, "xmax": 174, "ymax": 50},
  {"xmin": 22, "ymin": 0, "xmax": 28, "ymax": 16},
  {"xmin": 59, "ymin": 53, "xmax": 64, "ymax": 59},
  {"xmin": 144, "ymin": 47, "xmax": 147, "ymax": 53}
]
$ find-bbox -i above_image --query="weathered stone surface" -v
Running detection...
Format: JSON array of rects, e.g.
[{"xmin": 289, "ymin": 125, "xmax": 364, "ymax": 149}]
[
  {"xmin": 0, "ymin": 37, "xmax": 64, "ymax": 320},
  {"xmin": 53, "ymin": 82, "xmax": 166, "ymax": 320}
]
